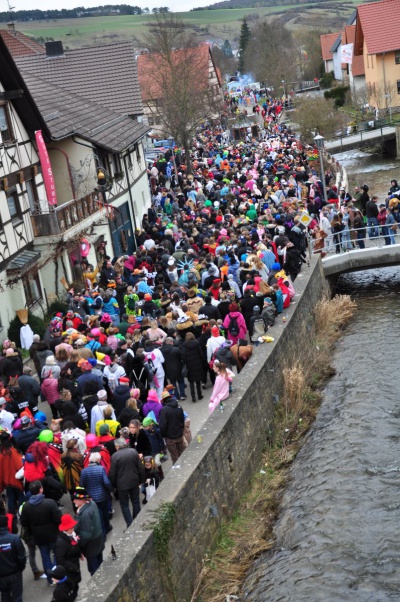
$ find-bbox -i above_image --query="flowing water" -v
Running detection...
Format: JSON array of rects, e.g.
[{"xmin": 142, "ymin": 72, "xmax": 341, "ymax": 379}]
[{"xmin": 242, "ymin": 151, "xmax": 400, "ymax": 601}]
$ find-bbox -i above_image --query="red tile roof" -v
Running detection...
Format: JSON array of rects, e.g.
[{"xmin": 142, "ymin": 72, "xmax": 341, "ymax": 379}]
[
  {"xmin": 0, "ymin": 28, "xmax": 44, "ymax": 57},
  {"xmin": 137, "ymin": 44, "xmax": 215, "ymax": 103},
  {"xmin": 357, "ymin": 0, "xmax": 400, "ymax": 55},
  {"xmin": 320, "ymin": 33, "xmax": 339, "ymax": 61}
]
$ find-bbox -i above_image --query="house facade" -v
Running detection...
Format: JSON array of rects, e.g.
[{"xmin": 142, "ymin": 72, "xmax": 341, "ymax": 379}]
[
  {"xmin": 355, "ymin": 0, "xmax": 400, "ymax": 112},
  {"xmin": 137, "ymin": 44, "xmax": 223, "ymax": 135},
  {"xmin": 0, "ymin": 31, "xmax": 152, "ymax": 339},
  {"xmin": 320, "ymin": 33, "xmax": 338, "ymax": 75}
]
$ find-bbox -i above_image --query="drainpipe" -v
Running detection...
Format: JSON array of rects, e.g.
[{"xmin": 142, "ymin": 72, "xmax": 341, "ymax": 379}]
[
  {"xmin": 48, "ymin": 147, "xmax": 76, "ymax": 199},
  {"xmin": 382, "ymin": 52, "xmax": 388, "ymax": 119}
]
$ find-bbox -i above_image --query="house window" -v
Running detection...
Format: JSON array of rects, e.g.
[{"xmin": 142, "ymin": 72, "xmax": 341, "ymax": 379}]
[
  {"xmin": 0, "ymin": 105, "xmax": 13, "ymax": 143},
  {"xmin": 148, "ymin": 116, "xmax": 156, "ymax": 126},
  {"xmin": 6, "ymin": 188, "xmax": 21, "ymax": 222},
  {"xmin": 23, "ymin": 273, "xmax": 42, "ymax": 307},
  {"xmin": 397, "ymin": 80, "xmax": 400, "ymax": 95},
  {"xmin": 395, "ymin": 51, "xmax": 400, "ymax": 65},
  {"xmin": 111, "ymin": 153, "xmax": 122, "ymax": 176},
  {"xmin": 25, "ymin": 179, "xmax": 38, "ymax": 212},
  {"xmin": 136, "ymin": 144, "xmax": 141, "ymax": 165}
]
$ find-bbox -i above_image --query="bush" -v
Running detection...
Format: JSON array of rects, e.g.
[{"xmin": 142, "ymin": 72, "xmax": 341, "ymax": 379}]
[
  {"xmin": 319, "ymin": 71, "xmax": 334, "ymax": 89},
  {"xmin": 324, "ymin": 85, "xmax": 350, "ymax": 107},
  {"xmin": 46, "ymin": 299, "xmax": 68, "ymax": 319},
  {"xmin": 8, "ymin": 312, "xmax": 46, "ymax": 348}
]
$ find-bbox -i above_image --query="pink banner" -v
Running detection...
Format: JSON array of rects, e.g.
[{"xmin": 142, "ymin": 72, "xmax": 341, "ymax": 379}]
[{"xmin": 35, "ymin": 130, "xmax": 57, "ymax": 206}]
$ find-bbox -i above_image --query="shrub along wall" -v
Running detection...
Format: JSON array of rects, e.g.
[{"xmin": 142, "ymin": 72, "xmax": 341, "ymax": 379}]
[{"xmin": 80, "ymin": 259, "xmax": 329, "ymax": 602}]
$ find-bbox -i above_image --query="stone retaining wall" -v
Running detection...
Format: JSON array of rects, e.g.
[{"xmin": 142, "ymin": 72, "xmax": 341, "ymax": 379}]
[{"xmin": 80, "ymin": 258, "xmax": 329, "ymax": 602}]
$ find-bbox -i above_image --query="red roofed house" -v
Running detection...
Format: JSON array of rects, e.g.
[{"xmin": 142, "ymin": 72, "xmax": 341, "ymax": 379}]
[
  {"xmin": 320, "ymin": 33, "xmax": 339, "ymax": 75},
  {"xmin": 355, "ymin": 0, "xmax": 400, "ymax": 112},
  {"xmin": 342, "ymin": 25, "xmax": 365, "ymax": 93},
  {"xmin": 137, "ymin": 43, "xmax": 223, "ymax": 134}
]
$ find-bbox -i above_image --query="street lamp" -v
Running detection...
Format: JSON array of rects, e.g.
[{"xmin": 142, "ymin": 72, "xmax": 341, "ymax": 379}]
[
  {"xmin": 314, "ymin": 133, "xmax": 327, "ymax": 204},
  {"xmin": 97, "ymin": 168, "xmax": 107, "ymax": 204}
]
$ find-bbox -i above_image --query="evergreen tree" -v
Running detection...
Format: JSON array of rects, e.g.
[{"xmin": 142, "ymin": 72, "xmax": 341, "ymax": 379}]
[
  {"xmin": 238, "ymin": 18, "xmax": 251, "ymax": 74},
  {"xmin": 221, "ymin": 39, "xmax": 233, "ymax": 58}
]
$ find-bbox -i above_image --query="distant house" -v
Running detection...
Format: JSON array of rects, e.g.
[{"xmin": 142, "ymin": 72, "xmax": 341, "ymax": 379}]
[
  {"xmin": 0, "ymin": 33, "xmax": 151, "ymax": 330},
  {"xmin": 342, "ymin": 25, "xmax": 365, "ymax": 93},
  {"xmin": 320, "ymin": 33, "xmax": 338, "ymax": 74},
  {"xmin": 355, "ymin": 0, "xmax": 400, "ymax": 112},
  {"xmin": 137, "ymin": 43, "xmax": 223, "ymax": 135}
]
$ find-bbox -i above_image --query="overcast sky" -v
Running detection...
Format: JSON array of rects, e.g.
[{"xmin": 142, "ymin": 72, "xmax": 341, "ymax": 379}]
[{"xmin": 5, "ymin": 0, "xmax": 215, "ymax": 12}]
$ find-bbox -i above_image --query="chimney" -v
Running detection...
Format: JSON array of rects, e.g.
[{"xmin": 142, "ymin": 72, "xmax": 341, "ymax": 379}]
[
  {"xmin": 6, "ymin": 22, "xmax": 15, "ymax": 31},
  {"xmin": 45, "ymin": 41, "xmax": 64, "ymax": 58}
]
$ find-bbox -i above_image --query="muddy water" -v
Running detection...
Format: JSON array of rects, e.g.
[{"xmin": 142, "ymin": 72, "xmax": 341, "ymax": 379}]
[
  {"xmin": 333, "ymin": 149, "xmax": 399, "ymax": 199},
  {"xmin": 242, "ymin": 267, "xmax": 400, "ymax": 601}
]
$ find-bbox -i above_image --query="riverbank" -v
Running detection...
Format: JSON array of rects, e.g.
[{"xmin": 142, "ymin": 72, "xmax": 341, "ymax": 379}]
[
  {"xmin": 79, "ymin": 258, "xmax": 332, "ymax": 602},
  {"xmin": 192, "ymin": 294, "xmax": 356, "ymax": 602}
]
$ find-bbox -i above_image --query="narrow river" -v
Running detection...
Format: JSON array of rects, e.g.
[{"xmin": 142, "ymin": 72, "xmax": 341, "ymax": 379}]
[{"xmin": 242, "ymin": 151, "xmax": 400, "ymax": 601}]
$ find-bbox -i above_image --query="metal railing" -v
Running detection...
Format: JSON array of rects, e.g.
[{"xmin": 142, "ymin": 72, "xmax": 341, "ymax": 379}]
[
  {"xmin": 327, "ymin": 122, "xmax": 396, "ymax": 148},
  {"xmin": 309, "ymin": 226, "xmax": 400, "ymax": 255}
]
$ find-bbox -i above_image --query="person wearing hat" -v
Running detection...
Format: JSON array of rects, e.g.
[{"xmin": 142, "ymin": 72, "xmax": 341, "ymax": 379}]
[
  {"xmin": 0, "ymin": 513, "xmax": 26, "ymax": 601},
  {"xmin": 73, "ymin": 487, "xmax": 104, "ymax": 576},
  {"xmin": 13, "ymin": 415, "xmax": 44, "ymax": 454},
  {"xmin": 55, "ymin": 515, "xmax": 81, "ymax": 596},
  {"xmin": 49, "ymin": 565, "xmax": 78, "ymax": 602}
]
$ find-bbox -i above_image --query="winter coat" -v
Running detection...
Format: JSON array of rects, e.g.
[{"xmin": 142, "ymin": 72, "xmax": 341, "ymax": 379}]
[
  {"xmin": 284, "ymin": 247, "xmax": 305, "ymax": 276},
  {"xmin": 117, "ymin": 407, "xmax": 140, "ymax": 428},
  {"xmin": 261, "ymin": 305, "xmax": 276, "ymax": 327},
  {"xmin": 36, "ymin": 349, "xmax": 53, "ymax": 370},
  {"xmin": 159, "ymin": 398, "xmax": 185, "ymax": 439},
  {"xmin": 80, "ymin": 463, "xmax": 113, "ymax": 502},
  {"xmin": 183, "ymin": 339, "xmax": 206, "ymax": 382},
  {"xmin": 197, "ymin": 303, "xmax": 221, "ymax": 321},
  {"xmin": 1, "ymin": 355, "xmax": 23, "ymax": 384},
  {"xmin": 41, "ymin": 377, "xmax": 60, "ymax": 405},
  {"xmin": 214, "ymin": 345, "xmax": 235, "ymax": 368},
  {"xmin": 17, "ymin": 374, "xmax": 41, "ymax": 405},
  {"xmin": 160, "ymin": 344, "xmax": 184, "ymax": 381},
  {"xmin": 111, "ymin": 385, "xmax": 130, "ymax": 415},
  {"xmin": 75, "ymin": 500, "xmax": 104, "ymax": 557},
  {"xmin": 223, "ymin": 311, "xmax": 248, "ymax": 345},
  {"xmin": 142, "ymin": 399, "xmax": 163, "ymax": 422},
  {"xmin": 55, "ymin": 531, "xmax": 81, "ymax": 584},
  {"xmin": 128, "ymin": 429, "xmax": 152, "ymax": 457},
  {"xmin": 20, "ymin": 493, "xmax": 61, "ymax": 545},
  {"xmin": 61, "ymin": 450, "xmax": 83, "ymax": 491},
  {"xmin": 109, "ymin": 447, "xmax": 145, "ymax": 491},
  {"xmin": 0, "ymin": 526, "xmax": 26, "ymax": 577},
  {"xmin": 14, "ymin": 425, "xmax": 45, "ymax": 454},
  {"xmin": 239, "ymin": 296, "xmax": 260, "ymax": 330},
  {"xmin": 206, "ymin": 335, "xmax": 226, "ymax": 363}
]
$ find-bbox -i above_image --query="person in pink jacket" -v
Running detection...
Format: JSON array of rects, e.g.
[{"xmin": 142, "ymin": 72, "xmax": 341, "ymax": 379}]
[
  {"xmin": 223, "ymin": 303, "xmax": 247, "ymax": 345},
  {"xmin": 40, "ymin": 371, "xmax": 60, "ymax": 419},
  {"xmin": 209, "ymin": 362, "xmax": 234, "ymax": 413}
]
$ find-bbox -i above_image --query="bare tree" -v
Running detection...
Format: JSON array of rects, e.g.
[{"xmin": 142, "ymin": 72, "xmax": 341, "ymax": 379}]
[
  {"xmin": 294, "ymin": 95, "xmax": 345, "ymax": 144},
  {"xmin": 141, "ymin": 14, "xmax": 223, "ymax": 172},
  {"xmin": 367, "ymin": 81, "xmax": 396, "ymax": 118},
  {"xmin": 243, "ymin": 19, "xmax": 297, "ymax": 92}
]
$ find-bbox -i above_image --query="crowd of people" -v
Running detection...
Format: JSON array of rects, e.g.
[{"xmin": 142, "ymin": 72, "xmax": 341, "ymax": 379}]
[{"xmin": 1, "ymin": 95, "xmax": 391, "ymax": 601}]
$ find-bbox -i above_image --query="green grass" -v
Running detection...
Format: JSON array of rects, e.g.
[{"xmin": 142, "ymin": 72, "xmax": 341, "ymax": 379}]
[{"xmin": 14, "ymin": 3, "xmax": 357, "ymax": 48}]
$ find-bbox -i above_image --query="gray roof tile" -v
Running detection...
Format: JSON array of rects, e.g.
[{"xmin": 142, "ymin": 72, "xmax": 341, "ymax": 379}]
[{"xmin": 15, "ymin": 41, "xmax": 143, "ymax": 117}]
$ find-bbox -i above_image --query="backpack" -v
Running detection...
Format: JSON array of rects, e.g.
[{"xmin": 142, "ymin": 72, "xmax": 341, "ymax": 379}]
[
  {"xmin": 228, "ymin": 315, "xmax": 239, "ymax": 337},
  {"xmin": 145, "ymin": 357, "xmax": 157, "ymax": 378}
]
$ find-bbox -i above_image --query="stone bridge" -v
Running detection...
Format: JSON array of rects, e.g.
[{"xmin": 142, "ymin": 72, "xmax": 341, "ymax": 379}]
[
  {"xmin": 322, "ymin": 244, "xmax": 400, "ymax": 287},
  {"xmin": 325, "ymin": 124, "xmax": 398, "ymax": 155}
]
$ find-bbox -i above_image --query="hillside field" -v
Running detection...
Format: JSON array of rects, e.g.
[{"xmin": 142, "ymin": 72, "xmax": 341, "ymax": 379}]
[{"xmin": 13, "ymin": 2, "xmax": 359, "ymax": 49}]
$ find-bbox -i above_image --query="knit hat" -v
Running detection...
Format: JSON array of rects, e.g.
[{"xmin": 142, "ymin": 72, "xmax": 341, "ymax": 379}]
[
  {"xmin": 142, "ymin": 416, "xmax": 155, "ymax": 427},
  {"xmin": 120, "ymin": 377, "xmax": 130, "ymax": 385},
  {"xmin": 59, "ymin": 514, "xmax": 77, "ymax": 532},
  {"xmin": 211, "ymin": 326, "xmax": 220, "ymax": 337},
  {"xmin": 73, "ymin": 487, "xmax": 90, "ymax": 500},
  {"xmin": 99, "ymin": 424, "xmax": 110, "ymax": 436},
  {"xmin": 147, "ymin": 389, "xmax": 159, "ymax": 403},
  {"xmin": 144, "ymin": 293, "xmax": 152, "ymax": 301},
  {"xmin": 86, "ymin": 434, "xmax": 99, "ymax": 449},
  {"xmin": 50, "ymin": 566, "xmax": 67, "ymax": 581},
  {"xmin": 97, "ymin": 390, "xmax": 107, "ymax": 401}
]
